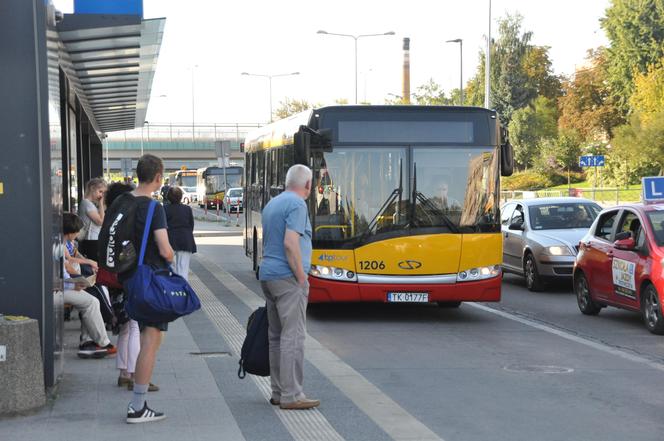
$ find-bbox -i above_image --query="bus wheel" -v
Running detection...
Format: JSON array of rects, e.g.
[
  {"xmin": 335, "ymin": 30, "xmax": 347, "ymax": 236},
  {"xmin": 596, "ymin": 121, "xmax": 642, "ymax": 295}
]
[{"xmin": 437, "ymin": 301, "xmax": 461, "ymax": 308}]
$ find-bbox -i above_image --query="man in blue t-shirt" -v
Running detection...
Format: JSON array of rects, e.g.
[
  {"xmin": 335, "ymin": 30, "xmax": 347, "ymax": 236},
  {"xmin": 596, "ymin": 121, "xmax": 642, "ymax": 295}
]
[{"xmin": 259, "ymin": 164, "xmax": 319, "ymax": 410}]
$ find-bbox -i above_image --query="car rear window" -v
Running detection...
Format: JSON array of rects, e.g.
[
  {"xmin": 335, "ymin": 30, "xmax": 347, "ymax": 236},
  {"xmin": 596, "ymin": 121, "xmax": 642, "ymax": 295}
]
[{"xmin": 528, "ymin": 203, "xmax": 601, "ymax": 230}]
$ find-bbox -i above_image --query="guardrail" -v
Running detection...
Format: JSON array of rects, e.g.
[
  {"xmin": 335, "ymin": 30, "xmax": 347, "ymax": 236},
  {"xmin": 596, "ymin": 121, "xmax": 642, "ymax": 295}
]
[{"xmin": 500, "ymin": 188, "xmax": 642, "ymax": 206}]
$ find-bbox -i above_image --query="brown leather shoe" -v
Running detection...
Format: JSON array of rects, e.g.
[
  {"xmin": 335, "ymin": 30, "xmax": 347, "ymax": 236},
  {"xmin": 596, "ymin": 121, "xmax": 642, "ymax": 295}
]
[
  {"xmin": 117, "ymin": 376, "xmax": 132, "ymax": 387},
  {"xmin": 279, "ymin": 398, "xmax": 320, "ymax": 410},
  {"xmin": 127, "ymin": 382, "xmax": 159, "ymax": 392}
]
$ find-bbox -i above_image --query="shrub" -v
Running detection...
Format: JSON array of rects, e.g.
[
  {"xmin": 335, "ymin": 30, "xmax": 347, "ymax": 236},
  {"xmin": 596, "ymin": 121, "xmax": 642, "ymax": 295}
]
[{"xmin": 501, "ymin": 170, "xmax": 585, "ymax": 191}]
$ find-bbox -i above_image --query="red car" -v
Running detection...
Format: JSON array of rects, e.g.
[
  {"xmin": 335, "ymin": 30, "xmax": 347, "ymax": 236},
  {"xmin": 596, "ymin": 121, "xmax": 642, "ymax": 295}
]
[{"xmin": 574, "ymin": 203, "xmax": 664, "ymax": 334}]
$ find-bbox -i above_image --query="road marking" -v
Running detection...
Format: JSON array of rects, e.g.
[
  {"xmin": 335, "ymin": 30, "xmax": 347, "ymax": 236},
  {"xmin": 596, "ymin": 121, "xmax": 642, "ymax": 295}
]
[
  {"xmin": 189, "ymin": 273, "xmax": 345, "ymax": 441},
  {"xmin": 196, "ymin": 255, "xmax": 444, "ymax": 441},
  {"xmin": 468, "ymin": 302, "xmax": 664, "ymax": 373}
]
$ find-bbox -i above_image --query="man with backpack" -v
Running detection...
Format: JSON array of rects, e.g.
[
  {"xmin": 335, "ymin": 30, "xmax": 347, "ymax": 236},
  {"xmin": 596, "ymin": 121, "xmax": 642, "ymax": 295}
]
[
  {"xmin": 103, "ymin": 154, "xmax": 174, "ymax": 423},
  {"xmin": 259, "ymin": 164, "xmax": 319, "ymax": 410}
]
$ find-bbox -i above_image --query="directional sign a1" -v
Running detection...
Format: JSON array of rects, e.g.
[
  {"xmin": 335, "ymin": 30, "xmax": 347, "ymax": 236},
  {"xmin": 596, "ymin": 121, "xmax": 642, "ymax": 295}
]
[
  {"xmin": 579, "ymin": 155, "xmax": 605, "ymax": 167},
  {"xmin": 642, "ymin": 176, "xmax": 664, "ymax": 202}
]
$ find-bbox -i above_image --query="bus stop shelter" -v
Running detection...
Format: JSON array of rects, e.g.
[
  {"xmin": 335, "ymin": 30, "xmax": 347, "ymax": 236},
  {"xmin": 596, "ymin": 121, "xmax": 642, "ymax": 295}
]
[{"xmin": 0, "ymin": 0, "xmax": 164, "ymax": 387}]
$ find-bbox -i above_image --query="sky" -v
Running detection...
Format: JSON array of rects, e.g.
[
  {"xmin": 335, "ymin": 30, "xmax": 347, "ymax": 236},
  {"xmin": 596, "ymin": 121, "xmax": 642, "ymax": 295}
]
[{"xmin": 53, "ymin": 0, "xmax": 610, "ymax": 125}]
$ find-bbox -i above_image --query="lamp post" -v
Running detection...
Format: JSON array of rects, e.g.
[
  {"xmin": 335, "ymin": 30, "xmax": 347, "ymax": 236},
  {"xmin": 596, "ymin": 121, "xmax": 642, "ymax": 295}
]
[
  {"xmin": 190, "ymin": 65, "xmax": 198, "ymax": 146},
  {"xmin": 140, "ymin": 120, "xmax": 149, "ymax": 156},
  {"xmin": 446, "ymin": 39, "xmax": 463, "ymax": 106},
  {"xmin": 241, "ymin": 71, "xmax": 300, "ymax": 123},
  {"xmin": 317, "ymin": 30, "xmax": 395, "ymax": 104},
  {"xmin": 486, "ymin": 0, "xmax": 492, "ymax": 109},
  {"xmin": 102, "ymin": 133, "xmax": 109, "ymax": 180}
]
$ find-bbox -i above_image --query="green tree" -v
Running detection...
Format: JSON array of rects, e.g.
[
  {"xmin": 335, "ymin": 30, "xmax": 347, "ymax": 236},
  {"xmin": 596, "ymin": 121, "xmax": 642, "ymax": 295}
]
[
  {"xmin": 609, "ymin": 113, "xmax": 664, "ymax": 185},
  {"xmin": 464, "ymin": 14, "xmax": 559, "ymax": 124},
  {"xmin": 412, "ymin": 79, "xmax": 452, "ymax": 105},
  {"xmin": 601, "ymin": 0, "xmax": 664, "ymax": 113},
  {"xmin": 558, "ymin": 48, "xmax": 623, "ymax": 141},
  {"xmin": 274, "ymin": 98, "xmax": 314, "ymax": 120},
  {"xmin": 522, "ymin": 46, "xmax": 563, "ymax": 99},
  {"xmin": 630, "ymin": 58, "xmax": 664, "ymax": 123},
  {"xmin": 508, "ymin": 96, "xmax": 559, "ymax": 169}
]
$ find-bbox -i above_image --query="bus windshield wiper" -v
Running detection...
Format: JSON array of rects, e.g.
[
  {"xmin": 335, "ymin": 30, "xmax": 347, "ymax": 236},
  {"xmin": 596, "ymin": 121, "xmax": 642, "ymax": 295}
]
[
  {"xmin": 410, "ymin": 163, "xmax": 459, "ymax": 233},
  {"xmin": 361, "ymin": 159, "xmax": 404, "ymax": 239}
]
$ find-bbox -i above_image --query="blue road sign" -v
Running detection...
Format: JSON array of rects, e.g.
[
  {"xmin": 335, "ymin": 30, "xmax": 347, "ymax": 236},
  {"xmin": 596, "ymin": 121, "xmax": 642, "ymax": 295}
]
[
  {"xmin": 579, "ymin": 155, "xmax": 605, "ymax": 167},
  {"xmin": 642, "ymin": 176, "xmax": 664, "ymax": 202}
]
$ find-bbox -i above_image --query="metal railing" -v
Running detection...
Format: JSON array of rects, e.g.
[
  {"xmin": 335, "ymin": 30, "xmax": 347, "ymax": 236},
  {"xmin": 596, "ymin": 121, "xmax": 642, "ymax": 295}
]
[
  {"xmin": 105, "ymin": 122, "xmax": 262, "ymax": 151},
  {"xmin": 500, "ymin": 188, "xmax": 642, "ymax": 206}
]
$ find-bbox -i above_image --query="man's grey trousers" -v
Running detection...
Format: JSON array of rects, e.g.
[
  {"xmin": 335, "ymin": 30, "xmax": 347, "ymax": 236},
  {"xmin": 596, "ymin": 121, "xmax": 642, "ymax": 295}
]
[{"xmin": 260, "ymin": 277, "xmax": 309, "ymax": 404}]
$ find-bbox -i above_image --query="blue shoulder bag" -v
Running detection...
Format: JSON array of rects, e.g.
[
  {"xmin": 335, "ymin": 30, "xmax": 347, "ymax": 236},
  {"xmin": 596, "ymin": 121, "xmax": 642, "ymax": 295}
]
[{"xmin": 124, "ymin": 200, "xmax": 201, "ymax": 323}]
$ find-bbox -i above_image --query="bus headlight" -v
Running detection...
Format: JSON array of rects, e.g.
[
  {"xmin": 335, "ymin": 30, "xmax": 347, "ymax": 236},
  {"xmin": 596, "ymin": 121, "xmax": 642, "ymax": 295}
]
[
  {"xmin": 457, "ymin": 265, "xmax": 501, "ymax": 282},
  {"xmin": 310, "ymin": 265, "xmax": 357, "ymax": 282}
]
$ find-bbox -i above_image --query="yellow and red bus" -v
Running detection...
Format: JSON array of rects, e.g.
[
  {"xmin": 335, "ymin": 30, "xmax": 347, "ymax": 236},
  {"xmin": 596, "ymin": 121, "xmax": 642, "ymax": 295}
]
[
  {"xmin": 244, "ymin": 106, "xmax": 514, "ymax": 305},
  {"xmin": 196, "ymin": 165, "xmax": 243, "ymax": 209}
]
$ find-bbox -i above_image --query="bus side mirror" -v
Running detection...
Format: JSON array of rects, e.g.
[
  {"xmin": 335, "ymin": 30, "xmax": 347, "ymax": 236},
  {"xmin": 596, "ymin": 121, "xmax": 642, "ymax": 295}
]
[
  {"xmin": 500, "ymin": 127, "xmax": 514, "ymax": 177},
  {"xmin": 294, "ymin": 130, "xmax": 311, "ymax": 165}
]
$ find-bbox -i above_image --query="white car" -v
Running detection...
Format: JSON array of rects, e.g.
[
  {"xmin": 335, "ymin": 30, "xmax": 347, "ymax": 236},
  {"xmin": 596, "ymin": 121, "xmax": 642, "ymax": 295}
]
[
  {"xmin": 224, "ymin": 187, "xmax": 243, "ymax": 213},
  {"xmin": 179, "ymin": 186, "xmax": 197, "ymax": 205}
]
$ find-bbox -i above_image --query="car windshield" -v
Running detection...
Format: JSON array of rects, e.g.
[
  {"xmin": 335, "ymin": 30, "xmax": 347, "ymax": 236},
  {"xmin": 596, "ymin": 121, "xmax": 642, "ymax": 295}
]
[
  {"xmin": 528, "ymin": 203, "xmax": 602, "ymax": 230},
  {"xmin": 312, "ymin": 146, "xmax": 499, "ymax": 247},
  {"xmin": 227, "ymin": 189, "xmax": 242, "ymax": 197},
  {"xmin": 647, "ymin": 211, "xmax": 664, "ymax": 246}
]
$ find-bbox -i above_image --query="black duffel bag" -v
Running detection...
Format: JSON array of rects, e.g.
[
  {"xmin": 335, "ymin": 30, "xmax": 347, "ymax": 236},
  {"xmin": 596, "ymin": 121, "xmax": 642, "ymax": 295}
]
[{"xmin": 238, "ymin": 306, "xmax": 269, "ymax": 378}]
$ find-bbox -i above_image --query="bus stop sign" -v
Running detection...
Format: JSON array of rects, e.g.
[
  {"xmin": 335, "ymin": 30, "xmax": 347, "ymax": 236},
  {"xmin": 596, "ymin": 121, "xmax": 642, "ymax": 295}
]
[{"xmin": 642, "ymin": 176, "xmax": 664, "ymax": 203}]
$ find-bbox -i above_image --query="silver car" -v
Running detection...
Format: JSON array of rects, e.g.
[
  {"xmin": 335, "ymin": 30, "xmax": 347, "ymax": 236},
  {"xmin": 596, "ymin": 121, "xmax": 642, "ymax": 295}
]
[{"xmin": 501, "ymin": 197, "xmax": 602, "ymax": 291}]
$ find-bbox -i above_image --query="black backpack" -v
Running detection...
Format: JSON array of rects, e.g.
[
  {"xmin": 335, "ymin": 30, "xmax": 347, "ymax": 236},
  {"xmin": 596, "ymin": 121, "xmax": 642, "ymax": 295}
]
[
  {"xmin": 238, "ymin": 306, "xmax": 270, "ymax": 378},
  {"xmin": 97, "ymin": 193, "xmax": 139, "ymax": 274}
]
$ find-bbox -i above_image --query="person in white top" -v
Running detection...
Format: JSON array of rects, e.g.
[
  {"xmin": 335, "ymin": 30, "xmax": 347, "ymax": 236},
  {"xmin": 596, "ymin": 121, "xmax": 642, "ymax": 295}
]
[{"xmin": 78, "ymin": 178, "xmax": 107, "ymax": 260}]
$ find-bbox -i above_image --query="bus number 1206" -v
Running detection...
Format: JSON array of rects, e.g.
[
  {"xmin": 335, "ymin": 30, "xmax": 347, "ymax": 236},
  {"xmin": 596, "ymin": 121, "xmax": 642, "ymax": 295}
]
[{"xmin": 359, "ymin": 260, "xmax": 385, "ymax": 270}]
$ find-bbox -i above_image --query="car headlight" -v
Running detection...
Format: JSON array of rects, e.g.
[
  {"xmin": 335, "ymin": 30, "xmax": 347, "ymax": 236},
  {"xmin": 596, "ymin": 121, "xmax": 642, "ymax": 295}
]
[
  {"xmin": 310, "ymin": 265, "xmax": 357, "ymax": 282},
  {"xmin": 457, "ymin": 265, "xmax": 501, "ymax": 282},
  {"xmin": 545, "ymin": 246, "xmax": 574, "ymax": 256}
]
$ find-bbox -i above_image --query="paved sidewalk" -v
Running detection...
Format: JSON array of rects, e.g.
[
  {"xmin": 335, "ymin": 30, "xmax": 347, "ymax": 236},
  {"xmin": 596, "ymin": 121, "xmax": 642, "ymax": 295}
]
[{"xmin": 0, "ymin": 312, "xmax": 244, "ymax": 441}]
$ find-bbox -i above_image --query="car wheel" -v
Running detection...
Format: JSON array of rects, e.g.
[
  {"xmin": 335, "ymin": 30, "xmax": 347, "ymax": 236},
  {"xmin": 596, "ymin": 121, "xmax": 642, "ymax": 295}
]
[
  {"xmin": 575, "ymin": 272, "xmax": 601, "ymax": 315},
  {"xmin": 437, "ymin": 301, "xmax": 461, "ymax": 308},
  {"xmin": 524, "ymin": 253, "xmax": 544, "ymax": 292},
  {"xmin": 642, "ymin": 284, "xmax": 664, "ymax": 335}
]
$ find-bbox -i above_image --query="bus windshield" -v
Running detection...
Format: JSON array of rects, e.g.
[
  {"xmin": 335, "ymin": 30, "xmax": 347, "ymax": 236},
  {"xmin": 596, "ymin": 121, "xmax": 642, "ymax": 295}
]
[
  {"xmin": 206, "ymin": 173, "xmax": 242, "ymax": 194},
  {"xmin": 180, "ymin": 175, "xmax": 197, "ymax": 188},
  {"xmin": 312, "ymin": 146, "xmax": 499, "ymax": 247}
]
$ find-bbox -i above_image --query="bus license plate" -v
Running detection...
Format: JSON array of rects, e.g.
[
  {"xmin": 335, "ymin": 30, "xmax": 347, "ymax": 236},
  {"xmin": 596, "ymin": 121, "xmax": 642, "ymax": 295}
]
[{"xmin": 387, "ymin": 292, "xmax": 429, "ymax": 303}]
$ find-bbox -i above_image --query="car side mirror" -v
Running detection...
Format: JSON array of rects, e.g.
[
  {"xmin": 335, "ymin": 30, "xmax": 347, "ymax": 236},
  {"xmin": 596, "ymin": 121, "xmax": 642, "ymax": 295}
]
[
  {"xmin": 614, "ymin": 237, "xmax": 636, "ymax": 250},
  {"xmin": 508, "ymin": 221, "xmax": 524, "ymax": 231}
]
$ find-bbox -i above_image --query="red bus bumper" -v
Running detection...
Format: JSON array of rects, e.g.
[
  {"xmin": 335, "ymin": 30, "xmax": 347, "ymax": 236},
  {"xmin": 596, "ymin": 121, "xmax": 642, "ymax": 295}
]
[{"xmin": 308, "ymin": 275, "xmax": 502, "ymax": 303}]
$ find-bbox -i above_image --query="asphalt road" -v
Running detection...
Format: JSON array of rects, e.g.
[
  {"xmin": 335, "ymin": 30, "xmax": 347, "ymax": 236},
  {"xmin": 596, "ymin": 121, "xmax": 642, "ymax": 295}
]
[{"xmin": 195, "ymin": 236, "xmax": 664, "ymax": 441}]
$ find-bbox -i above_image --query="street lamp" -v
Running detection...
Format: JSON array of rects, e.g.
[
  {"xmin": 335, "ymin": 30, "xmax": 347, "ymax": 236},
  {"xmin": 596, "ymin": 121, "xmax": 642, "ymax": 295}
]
[
  {"xmin": 317, "ymin": 30, "xmax": 395, "ymax": 104},
  {"xmin": 486, "ymin": 0, "xmax": 492, "ymax": 109},
  {"xmin": 190, "ymin": 65, "xmax": 199, "ymax": 145},
  {"xmin": 140, "ymin": 120, "xmax": 149, "ymax": 156},
  {"xmin": 446, "ymin": 38, "xmax": 463, "ymax": 106},
  {"xmin": 241, "ymin": 71, "xmax": 300, "ymax": 123}
]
